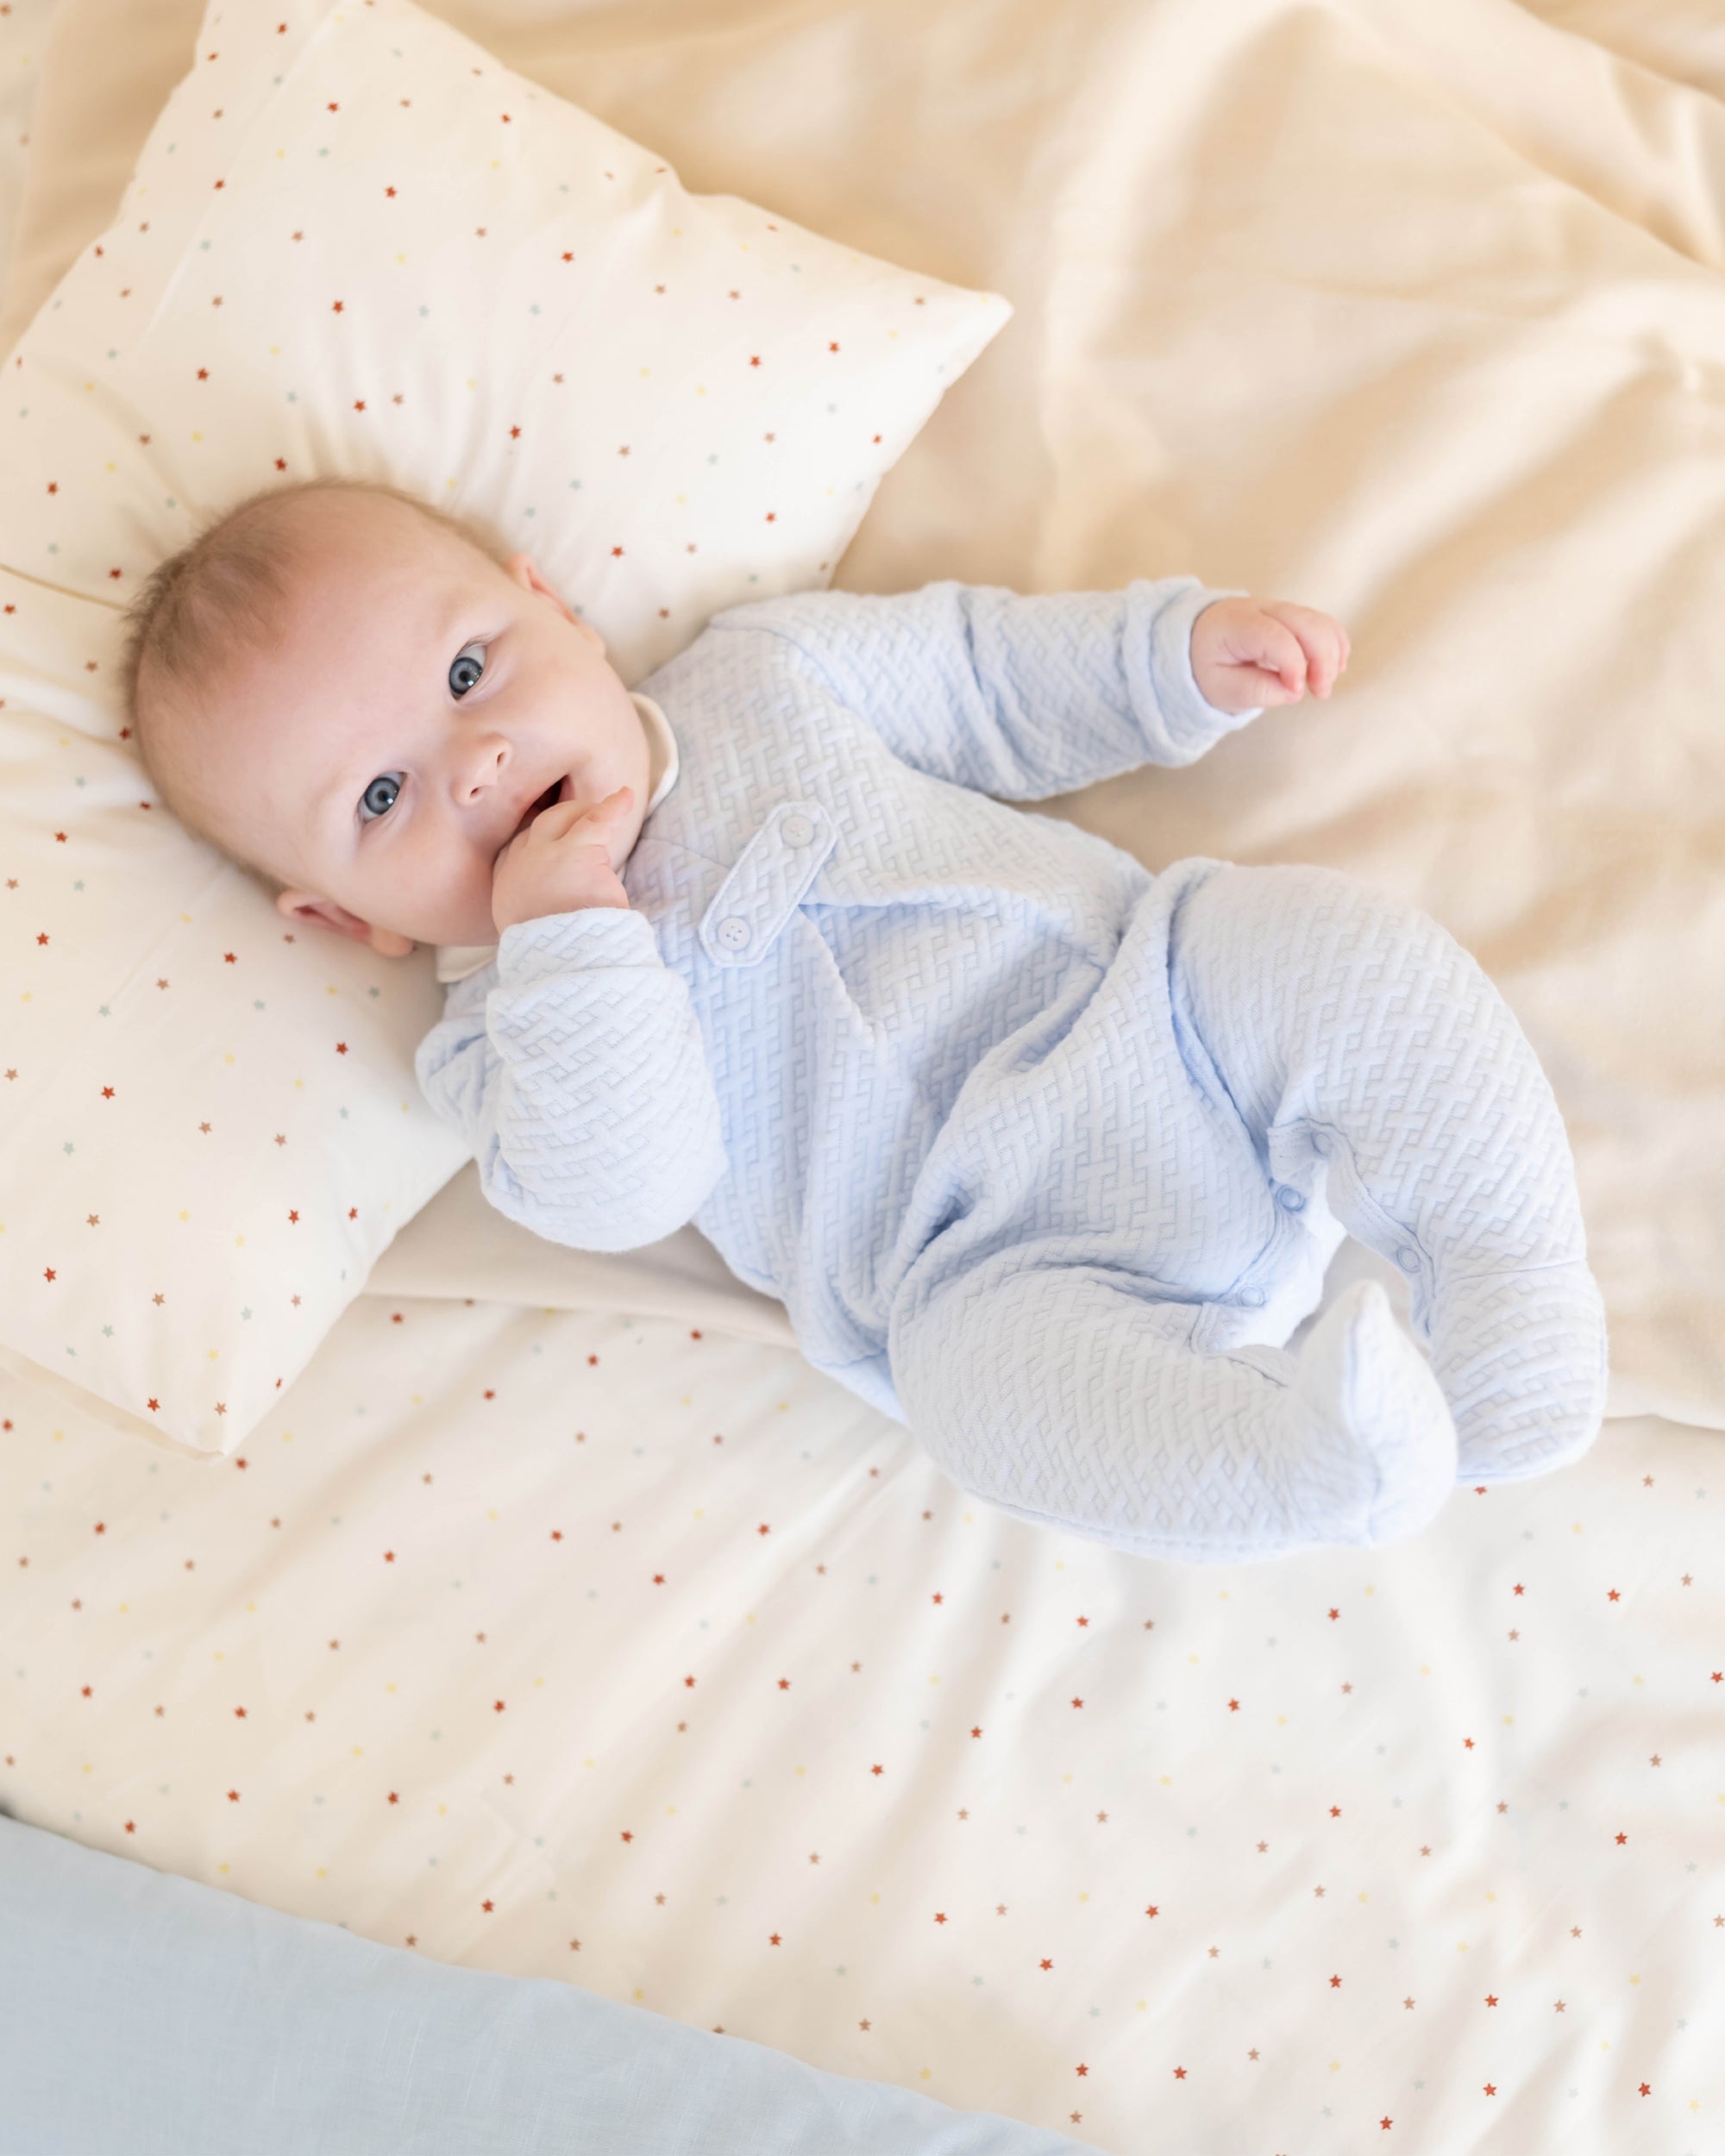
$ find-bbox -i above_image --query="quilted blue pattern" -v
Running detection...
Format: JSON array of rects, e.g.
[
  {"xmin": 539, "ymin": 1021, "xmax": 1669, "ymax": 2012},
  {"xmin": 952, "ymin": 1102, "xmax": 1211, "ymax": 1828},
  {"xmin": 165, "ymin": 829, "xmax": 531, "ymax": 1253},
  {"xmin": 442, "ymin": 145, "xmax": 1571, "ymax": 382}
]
[{"xmin": 417, "ymin": 579, "xmax": 1608, "ymax": 1562}]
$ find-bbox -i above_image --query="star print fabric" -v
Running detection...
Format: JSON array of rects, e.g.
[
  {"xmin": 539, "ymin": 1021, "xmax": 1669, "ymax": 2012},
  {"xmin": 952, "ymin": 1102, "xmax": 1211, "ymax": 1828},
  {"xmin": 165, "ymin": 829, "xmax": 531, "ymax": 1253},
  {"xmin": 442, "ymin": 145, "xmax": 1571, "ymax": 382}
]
[{"xmin": 0, "ymin": 1300, "xmax": 1716, "ymax": 2152}]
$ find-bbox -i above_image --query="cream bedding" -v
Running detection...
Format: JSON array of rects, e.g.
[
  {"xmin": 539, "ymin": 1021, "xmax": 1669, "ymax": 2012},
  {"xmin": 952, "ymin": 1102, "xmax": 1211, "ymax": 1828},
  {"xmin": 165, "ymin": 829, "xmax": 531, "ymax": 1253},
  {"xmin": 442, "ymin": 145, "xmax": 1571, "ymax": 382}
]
[
  {"xmin": 3, "ymin": 3, "xmax": 1724, "ymax": 2152},
  {"xmin": 4, "ymin": 1301, "xmax": 1721, "ymax": 2153}
]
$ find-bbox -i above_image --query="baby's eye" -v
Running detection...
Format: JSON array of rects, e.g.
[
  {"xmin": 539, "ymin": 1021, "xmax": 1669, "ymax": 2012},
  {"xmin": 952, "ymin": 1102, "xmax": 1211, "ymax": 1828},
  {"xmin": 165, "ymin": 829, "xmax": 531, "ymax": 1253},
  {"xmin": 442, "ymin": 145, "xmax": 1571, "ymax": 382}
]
[
  {"xmin": 360, "ymin": 772, "xmax": 403, "ymax": 823},
  {"xmin": 449, "ymin": 639, "xmax": 486, "ymax": 699}
]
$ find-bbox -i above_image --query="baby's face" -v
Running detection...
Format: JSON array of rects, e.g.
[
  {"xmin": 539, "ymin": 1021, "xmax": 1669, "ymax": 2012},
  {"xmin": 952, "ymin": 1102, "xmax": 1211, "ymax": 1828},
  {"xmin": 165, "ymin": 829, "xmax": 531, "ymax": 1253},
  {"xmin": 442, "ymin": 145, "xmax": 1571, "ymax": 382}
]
[{"xmin": 175, "ymin": 494, "xmax": 652, "ymax": 953}]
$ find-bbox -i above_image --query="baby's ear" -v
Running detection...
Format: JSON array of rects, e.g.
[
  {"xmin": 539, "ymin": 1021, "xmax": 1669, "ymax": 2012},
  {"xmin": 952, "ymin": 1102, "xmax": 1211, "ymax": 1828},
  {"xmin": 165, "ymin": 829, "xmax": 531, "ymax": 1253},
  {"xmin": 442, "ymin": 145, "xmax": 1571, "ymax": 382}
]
[{"xmin": 275, "ymin": 886, "xmax": 415, "ymax": 958}]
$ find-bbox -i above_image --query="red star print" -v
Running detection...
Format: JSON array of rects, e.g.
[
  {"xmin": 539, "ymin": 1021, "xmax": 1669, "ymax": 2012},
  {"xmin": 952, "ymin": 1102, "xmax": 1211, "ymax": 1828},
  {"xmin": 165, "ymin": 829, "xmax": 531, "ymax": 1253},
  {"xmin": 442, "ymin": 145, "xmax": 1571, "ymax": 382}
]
[
  {"xmin": 1615, "ymin": 1832, "xmax": 1628, "ymax": 1845},
  {"xmin": 481, "ymin": 1901, "xmax": 493, "ymax": 1913},
  {"xmin": 1639, "ymin": 2083, "xmax": 1651, "ymax": 2096},
  {"xmin": 776, "ymin": 1677, "xmax": 790, "ymax": 1690},
  {"xmin": 619, "ymin": 1830, "xmax": 632, "ymax": 1842},
  {"xmin": 332, "ymin": 300, "xmax": 344, "ymax": 314},
  {"xmin": 870, "ymin": 1764, "xmax": 884, "ymax": 1777},
  {"xmin": 100, "ymin": 1086, "xmax": 114, "ymax": 1099},
  {"xmin": 1075, "ymin": 2065, "xmax": 1088, "ymax": 2078},
  {"xmin": 386, "ymin": 186, "xmax": 396, "ymax": 197},
  {"xmin": 1172, "ymin": 2066, "xmax": 1186, "ymax": 2079},
  {"xmin": 147, "ymin": 1398, "xmax": 159, "ymax": 1412},
  {"xmin": 933, "ymin": 1912, "xmax": 947, "ymax": 1925},
  {"xmin": 1330, "ymin": 1805, "xmax": 1341, "ymax": 1817},
  {"xmin": 970, "ymin": 1727, "xmax": 982, "ymax": 1739},
  {"xmin": 42, "ymin": 1267, "xmax": 55, "ymax": 1282},
  {"xmin": 287, "ymin": 1210, "xmax": 298, "ymax": 1223},
  {"xmin": 1227, "ymin": 1698, "xmax": 1240, "ymax": 1712},
  {"xmin": 1040, "ymin": 1958, "xmax": 1053, "ymax": 1971},
  {"xmin": 1607, "ymin": 1588, "xmax": 1621, "ymax": 1601},
  {"xmin": 1145, "ymin": 1904, "xmax": 1158, "ymax": 1918},
  {"xmin": 1071, "ymin": 1697, "xmax": 1084, "ymax": 1708},
  {"xmin": 768, "ymin": 1933, "xmax": 781, "ymax": 1946},
  {"xmin": 336, "ymin": 1041, "xmax": 348, "ymax": 1054},
  {"xmin": 1330, "ymin": 1975, "xmax": 1342, "ymax": 1988},
  {"xmin": 1484, "ymin": 2084, "xmax": 1496, "ymax": 2096}
]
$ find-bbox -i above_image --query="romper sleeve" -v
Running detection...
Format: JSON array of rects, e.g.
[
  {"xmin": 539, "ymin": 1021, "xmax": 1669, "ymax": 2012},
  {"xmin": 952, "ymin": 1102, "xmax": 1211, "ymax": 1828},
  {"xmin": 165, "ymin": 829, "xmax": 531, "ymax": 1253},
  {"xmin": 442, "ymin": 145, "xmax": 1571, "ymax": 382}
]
[
  {"xmin": 703, "ymin": 577, "xmax": 1262, "ymax": 799},
  {"xmin": 414, "ymin": 907, "xmax": 727, "ymax": 1252}
]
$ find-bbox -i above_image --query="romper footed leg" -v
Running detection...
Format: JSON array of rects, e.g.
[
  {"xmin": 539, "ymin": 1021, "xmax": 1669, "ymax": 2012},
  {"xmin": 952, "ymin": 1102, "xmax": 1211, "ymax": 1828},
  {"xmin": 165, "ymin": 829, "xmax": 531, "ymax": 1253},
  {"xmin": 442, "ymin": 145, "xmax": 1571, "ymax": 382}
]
[
  {"xmin": 1168, "ymin": 864, "xmax": 1609, "ymax": 1480},
  {"xmin": 888, "ymin": 1252, "xmax": 1457, "ymax": 1564}
]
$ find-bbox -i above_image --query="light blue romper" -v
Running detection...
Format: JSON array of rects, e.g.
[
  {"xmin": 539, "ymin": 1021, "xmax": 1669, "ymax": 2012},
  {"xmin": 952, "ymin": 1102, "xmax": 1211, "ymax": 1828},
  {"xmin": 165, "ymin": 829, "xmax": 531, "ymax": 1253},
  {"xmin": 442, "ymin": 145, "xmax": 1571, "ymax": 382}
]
[{"xmin": 417, "ymin": 580, "xmax": 1608, "ymax": 1563}]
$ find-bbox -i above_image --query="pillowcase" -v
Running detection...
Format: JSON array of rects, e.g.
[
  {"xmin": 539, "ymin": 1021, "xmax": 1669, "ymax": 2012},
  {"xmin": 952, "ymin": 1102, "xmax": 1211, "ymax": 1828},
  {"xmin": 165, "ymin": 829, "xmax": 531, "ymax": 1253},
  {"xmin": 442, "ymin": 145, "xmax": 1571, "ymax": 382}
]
[{"xmin": 0, "ymin": 0, "xmax": 1010, "ymax": 1458}]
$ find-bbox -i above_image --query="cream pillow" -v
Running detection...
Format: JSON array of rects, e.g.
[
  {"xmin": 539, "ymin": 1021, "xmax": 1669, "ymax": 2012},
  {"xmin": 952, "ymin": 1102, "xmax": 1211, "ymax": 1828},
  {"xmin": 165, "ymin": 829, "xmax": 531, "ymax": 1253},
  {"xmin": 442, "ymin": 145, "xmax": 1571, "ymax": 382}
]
[{"xmin": 0, "ymin": 0, "xmax": 1010, "ymax": 1458}]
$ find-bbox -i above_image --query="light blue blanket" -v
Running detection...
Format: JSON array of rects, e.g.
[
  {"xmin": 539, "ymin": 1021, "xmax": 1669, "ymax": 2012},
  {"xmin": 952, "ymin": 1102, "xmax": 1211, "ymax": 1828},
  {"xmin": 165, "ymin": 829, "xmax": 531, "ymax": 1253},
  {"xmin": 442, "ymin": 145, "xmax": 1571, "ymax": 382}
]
[{"xmin": 0, "ymin": 1813, "xmax": 1091, "ymax": 2153}]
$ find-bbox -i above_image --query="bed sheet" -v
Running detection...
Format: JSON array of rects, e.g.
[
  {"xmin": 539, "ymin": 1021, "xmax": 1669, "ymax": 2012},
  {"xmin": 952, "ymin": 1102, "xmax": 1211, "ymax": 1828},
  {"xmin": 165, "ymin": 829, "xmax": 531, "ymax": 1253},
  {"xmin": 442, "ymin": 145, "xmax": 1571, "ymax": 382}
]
[
  {"xmin": 0, "ymin": 0, "xmax": 53, "ymax": 305},
  {"xmin": 3, "ymin": 1295, "xmax": 1722, "ymax": 2156}
]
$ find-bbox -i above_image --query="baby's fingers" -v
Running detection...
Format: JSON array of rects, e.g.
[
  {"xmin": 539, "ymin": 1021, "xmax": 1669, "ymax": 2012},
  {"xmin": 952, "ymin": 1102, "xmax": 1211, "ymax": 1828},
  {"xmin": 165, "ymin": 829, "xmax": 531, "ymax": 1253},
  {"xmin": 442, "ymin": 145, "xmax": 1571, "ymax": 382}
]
[
  {"xmin": 1264, "ymin": 603, "xmax": 1349, "ymax": 699},
  {"xmin": 1238, "ymin": 616, "xmax": 1309, "ymax": 701}
]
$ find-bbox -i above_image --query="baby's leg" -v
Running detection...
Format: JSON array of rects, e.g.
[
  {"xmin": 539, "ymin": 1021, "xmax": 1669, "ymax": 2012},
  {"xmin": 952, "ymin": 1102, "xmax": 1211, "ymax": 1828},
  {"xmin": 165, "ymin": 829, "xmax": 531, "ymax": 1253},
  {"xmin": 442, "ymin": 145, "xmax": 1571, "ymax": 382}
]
[
  {"xmin": 887, "ymin": 1250, "xmax": 1456, "ymax": 1563},
  {"xmin": 1166, "ymin": 862, "xmax": 1609, "ymax": 1479}
]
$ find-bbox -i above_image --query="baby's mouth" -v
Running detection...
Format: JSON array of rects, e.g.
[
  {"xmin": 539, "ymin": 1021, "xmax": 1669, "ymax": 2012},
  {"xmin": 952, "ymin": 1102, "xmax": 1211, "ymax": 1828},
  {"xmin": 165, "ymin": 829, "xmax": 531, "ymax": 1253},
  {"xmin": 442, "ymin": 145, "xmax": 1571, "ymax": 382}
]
[{"xmin": 513, "ymin": 775, "xmax": 570, "ymax": 840}]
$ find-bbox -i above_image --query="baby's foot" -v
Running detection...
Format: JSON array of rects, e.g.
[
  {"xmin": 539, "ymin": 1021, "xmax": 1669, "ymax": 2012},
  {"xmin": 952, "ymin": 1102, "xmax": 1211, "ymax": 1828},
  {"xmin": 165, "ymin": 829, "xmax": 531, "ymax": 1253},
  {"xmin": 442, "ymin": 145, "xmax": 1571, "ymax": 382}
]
[
  {"xmin": 1427, "ymin": 1263, "xmax": 1608, "ymax": 1480},
  {"xmin": 1267, "ymin": 1278, "xmax": 1458, "ymax": 1545}
]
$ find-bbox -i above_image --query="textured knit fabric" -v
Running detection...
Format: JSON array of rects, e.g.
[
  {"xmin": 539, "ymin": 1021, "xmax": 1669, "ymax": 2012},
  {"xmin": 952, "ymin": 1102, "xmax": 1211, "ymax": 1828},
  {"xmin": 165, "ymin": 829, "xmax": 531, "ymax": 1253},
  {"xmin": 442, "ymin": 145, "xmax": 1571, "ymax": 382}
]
[{"xmin": 416, "ymin": 580, "xmax": 1609, "ymax": 1563}]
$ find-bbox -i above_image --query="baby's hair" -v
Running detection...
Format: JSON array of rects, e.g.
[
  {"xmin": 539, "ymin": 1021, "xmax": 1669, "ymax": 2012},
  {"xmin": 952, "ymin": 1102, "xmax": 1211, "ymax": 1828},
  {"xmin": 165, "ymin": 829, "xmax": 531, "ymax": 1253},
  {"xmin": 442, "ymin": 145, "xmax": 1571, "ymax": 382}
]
[{"xmin": 118, "ymin": 475, "xmax": 511, "ymax": 853}]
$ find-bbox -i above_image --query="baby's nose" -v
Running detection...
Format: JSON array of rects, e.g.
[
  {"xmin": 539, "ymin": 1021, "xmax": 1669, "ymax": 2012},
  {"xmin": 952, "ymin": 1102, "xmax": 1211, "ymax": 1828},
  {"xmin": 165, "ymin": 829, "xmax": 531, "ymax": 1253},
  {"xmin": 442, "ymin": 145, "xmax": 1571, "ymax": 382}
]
[{"xmin": 458, "ymin": 741, "xmax": 508, "ymax": 801}]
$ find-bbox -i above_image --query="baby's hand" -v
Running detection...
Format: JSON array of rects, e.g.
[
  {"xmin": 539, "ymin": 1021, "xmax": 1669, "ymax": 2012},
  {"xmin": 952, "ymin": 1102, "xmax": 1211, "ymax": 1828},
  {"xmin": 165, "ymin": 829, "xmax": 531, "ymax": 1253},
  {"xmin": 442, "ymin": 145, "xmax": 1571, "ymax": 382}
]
[
  {"xmin": 1191, "ymin": 597, "xmax": 1350, "ymax": 714},
  {"xmin": 492, "ymin": 786, "xmax": 634, "ymax": 935}
]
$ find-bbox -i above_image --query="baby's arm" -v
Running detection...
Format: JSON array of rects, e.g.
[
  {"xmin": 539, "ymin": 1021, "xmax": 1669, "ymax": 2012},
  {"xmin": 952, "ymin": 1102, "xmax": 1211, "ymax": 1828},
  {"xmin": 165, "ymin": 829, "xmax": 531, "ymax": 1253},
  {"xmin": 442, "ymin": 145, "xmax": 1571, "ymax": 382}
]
[
  {"xmin": 706, "ymin": 579, "xmax": 1344, "ymax": 800},
  {"xmin": 416, "ymin": 908, "xmax": 727, "ymax": 1253}
]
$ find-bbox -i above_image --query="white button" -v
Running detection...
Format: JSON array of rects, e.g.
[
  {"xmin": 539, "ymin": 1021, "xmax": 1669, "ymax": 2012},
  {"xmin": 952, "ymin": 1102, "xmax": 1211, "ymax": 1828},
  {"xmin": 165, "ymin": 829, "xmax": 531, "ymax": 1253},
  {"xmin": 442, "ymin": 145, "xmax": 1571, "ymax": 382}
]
[
  {"xmin": 1396, "ymin": 1247, "xmax": 1420, "ymax": 1273},
  {"xmin": 1310, "ymin": 1132, "xmax": 1331, "ymax": 1156},
  {"xmin": 780, "ymin": 812, "xmax": 816, "ymax": 848},
  {"xmin": 1276, "ymin": 1186, "xmax": 1305, "ymax": 1213},
  {"xmin": 1244, "ymin": 1288, "xmax": 1266, "ymax": 1308},
  {"xmin": 717, "ymin": 916, "xmax": 752, "ymax": 950}
]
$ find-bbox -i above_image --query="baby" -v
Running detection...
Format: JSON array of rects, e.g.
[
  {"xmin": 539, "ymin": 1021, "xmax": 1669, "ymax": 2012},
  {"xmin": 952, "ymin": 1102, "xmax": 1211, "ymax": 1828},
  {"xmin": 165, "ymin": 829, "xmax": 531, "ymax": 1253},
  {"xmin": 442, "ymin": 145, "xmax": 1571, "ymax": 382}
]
[{"xmin": 123, "ymin": 476, "xmax": 1609, "ymax": 1564}]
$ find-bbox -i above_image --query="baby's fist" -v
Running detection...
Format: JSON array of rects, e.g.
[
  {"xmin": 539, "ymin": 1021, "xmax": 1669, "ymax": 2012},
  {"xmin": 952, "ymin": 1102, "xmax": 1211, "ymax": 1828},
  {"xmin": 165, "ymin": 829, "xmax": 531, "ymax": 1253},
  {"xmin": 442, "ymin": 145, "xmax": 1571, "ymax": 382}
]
[
  {"xmin": 492, "ymin": 785, "xmax": 635, "ymax": 934},
  {"xmin": 1191, "ymin": 597, "xmax": 1350, "ymax": 713}
]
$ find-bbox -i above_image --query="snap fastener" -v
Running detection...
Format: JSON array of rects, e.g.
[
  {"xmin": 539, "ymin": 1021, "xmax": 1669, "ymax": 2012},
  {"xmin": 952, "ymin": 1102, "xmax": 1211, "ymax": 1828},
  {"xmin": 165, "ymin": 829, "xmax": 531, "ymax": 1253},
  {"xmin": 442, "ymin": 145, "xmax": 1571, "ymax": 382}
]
[
  {"xmin": 780, "ymin": 812, "xmax": 816, "ymax": 848},
  {"xmin": 1310, "ymin": 1132, "xmax": 1331, "ymax": 1157},
  {"xmin": 1276, "ymin": 1186, "xmax": 1306, "ymax": 1213},
  {"xmin": 1244, "ymin": 1288, "xmax": 1267, "ymax": 1309},
  {"xmin": 716, "ymin": 916, "xmax": 752, "ymax": 950},
  {"xmin": 1396, "ymin": 1246, "xmax": 1421, "ymax": 1273}
]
